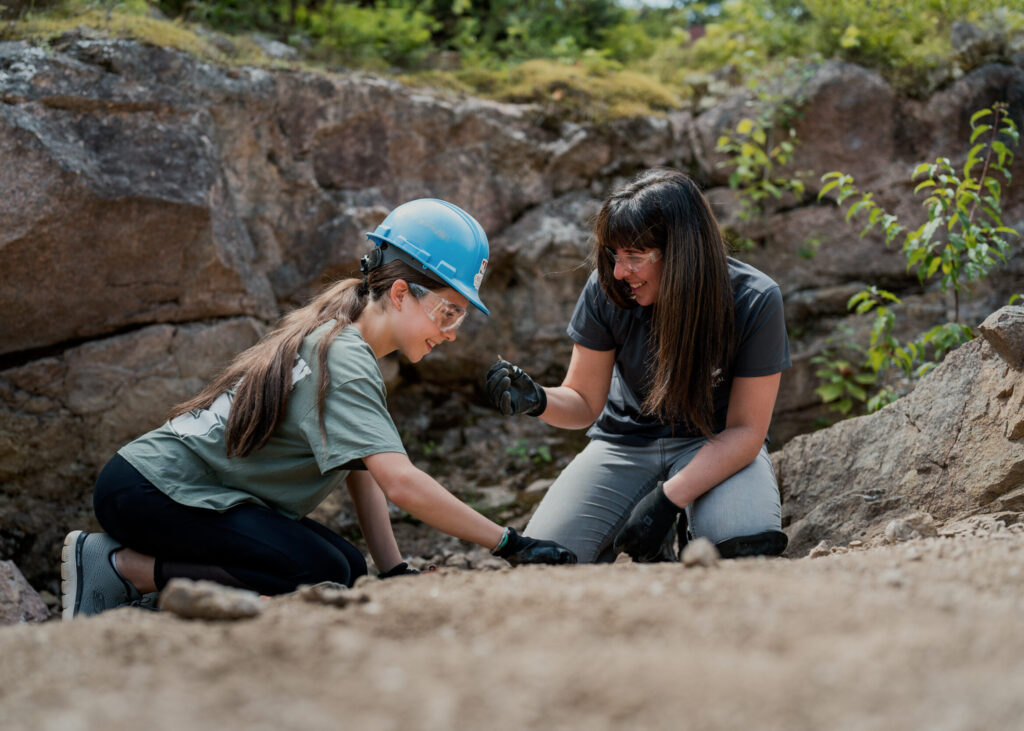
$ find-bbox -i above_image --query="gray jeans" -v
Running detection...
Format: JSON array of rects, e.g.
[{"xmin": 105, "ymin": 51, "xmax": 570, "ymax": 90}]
[{"xmin": 525, "ymin": 437, "xmax": 781, "ymax": 563}]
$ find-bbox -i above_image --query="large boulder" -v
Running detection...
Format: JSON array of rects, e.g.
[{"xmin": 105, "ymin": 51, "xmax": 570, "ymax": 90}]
[
  {"xmin": 0, "ymin": 319, "xmax": 264, "ymax": 581},
  {"xmin": 774, "ymin": 306, "xmax": 1024, "ymax": 556}
]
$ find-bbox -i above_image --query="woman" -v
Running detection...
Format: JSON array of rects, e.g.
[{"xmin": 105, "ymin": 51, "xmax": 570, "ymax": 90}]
[
  {"xmin": 62, "ymin": 198, "xmax": 576, "ymax": 620},
  {"xmin": 485, "ymin": 169, "xmax": 790, "ymax": 563}
]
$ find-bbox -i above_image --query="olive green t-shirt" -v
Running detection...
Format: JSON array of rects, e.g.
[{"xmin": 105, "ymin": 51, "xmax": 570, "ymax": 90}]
[{"xmin": 119, "ymin": 324, "xmax": 405, "ymax": 519}]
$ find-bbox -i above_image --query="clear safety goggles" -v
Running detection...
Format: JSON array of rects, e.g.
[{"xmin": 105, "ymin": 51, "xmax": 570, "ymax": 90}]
[
  {"xmin": 408, "ymin": 283, "xmax": 468, "ymax": 332},
  {"xmin": 603, "ymin": 247, "xmax": 662, "ymax": 273}
]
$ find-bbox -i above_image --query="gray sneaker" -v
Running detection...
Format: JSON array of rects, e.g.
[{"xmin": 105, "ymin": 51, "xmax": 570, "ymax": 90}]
[{"xmin": 61, "ymin": 531, "xmax": 141, "ymax": 619}]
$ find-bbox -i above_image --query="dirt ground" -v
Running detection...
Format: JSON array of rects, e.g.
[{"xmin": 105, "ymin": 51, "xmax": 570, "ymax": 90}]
[{"xmin": 2, "ymin": 517, "xmax": 1024, "ymax": 731}]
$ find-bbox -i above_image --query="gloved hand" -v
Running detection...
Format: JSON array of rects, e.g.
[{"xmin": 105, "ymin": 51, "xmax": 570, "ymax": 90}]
[
  {"xmin": 492, "ymin": 528, "xmax": 577, "ymax": 566},
  {"xmin": 485, "ymin": 360, "xmax": 547, "ymax": 417},
  {"xmin": 613, "ymin": 485, "xmax": 683, "ymax": 562},
  {"xmin": 377, "ymin": 561, "xmax": 420, "ymax": 579}
]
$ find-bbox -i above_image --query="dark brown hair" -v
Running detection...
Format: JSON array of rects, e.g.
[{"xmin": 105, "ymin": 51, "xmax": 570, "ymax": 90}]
[
  {"xmin": 170, "ymin": 261, "xmax": 444, "ymax": 458},
  {"xmin": 594, "ymin": 168, "xmax": 734, "ymax": 436}
]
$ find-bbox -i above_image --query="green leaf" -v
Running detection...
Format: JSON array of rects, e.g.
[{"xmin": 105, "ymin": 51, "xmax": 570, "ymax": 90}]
[
  {"xmin": 816, "ymin": 383, "xmax": 844, "ymax": 402},
  {"xmin": 736, "ymin": 118, "xmax": 755, "ymax": 135},
  {"xmin": 846, "ymin": 198, "xmax": 874, "ymax": 222},
  {"xmin": 846, "ymin": 383, "xmax": 867, "ymax": 401},
  {"xmin": 970, "ymin": 108, "xmax": 993, "ymax": 126},
  {"xmin": 993, "ymin": 140, "xmax": 1010, "ymax": 167},
  {"xmin": 847, "ymin": 290, "xmax": 869, "ymax": 308},
  {"xmin": 918, "ymin": 217, "xmax": 941, "ymax": 245},
  {"xmin": 970, "ymin": 124, "xmax": 992, "ymax": 144},
  {"xmin": 818, "ymin": 180, "xmax": 841, "ymax": 200}
]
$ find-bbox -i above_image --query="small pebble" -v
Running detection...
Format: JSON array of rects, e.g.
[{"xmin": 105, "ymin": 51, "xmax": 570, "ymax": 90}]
[
  {"xmin": 681, "ymin": 537, "xmax": 719, "ymax": 567},
  {"xmin": 885, "ymin": 512, "xmax": 938, "ymax": 543},
  {"xmin": 808, "ymin": 540, "xmax": 831, "ymax": 558},
  {"xmin": 296, "ymin": 581, "xmax": 369, "ymax": 608},
  {"xmin": 158, "ymin": 578, "xmax": 263, "ymax": 620}
]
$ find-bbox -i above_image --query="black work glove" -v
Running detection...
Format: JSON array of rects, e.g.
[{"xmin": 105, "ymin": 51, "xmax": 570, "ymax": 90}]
[
  {"xmin": 485, "ymin": 360, "xmax": 547, "ymax": 417},
  {"xmin": 377, "ymin": 561, "xmax": 420, "ymax": 579},
  {"xmin": 613, "ymin": 485, "xmax": 683, "ymax": 562},
  {"xmin": 492, "ymin": 528, "xmax": 577, "ymax": 566}
]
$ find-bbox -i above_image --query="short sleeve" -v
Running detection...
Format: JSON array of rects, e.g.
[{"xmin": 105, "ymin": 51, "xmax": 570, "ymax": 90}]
[
  {"xmin": 299, "ymin": 377, "xmax": 406, "ymax": 473},
  {"xmin": 566, "ymin": 273, "xmax": 617, "ymax": 351},
  {"xmin": 733, "ymin": 285, "xmax": 791, "ymax": 377}
]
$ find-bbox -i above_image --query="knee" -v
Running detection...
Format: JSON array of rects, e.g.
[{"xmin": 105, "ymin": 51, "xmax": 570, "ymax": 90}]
[{"xmin": 299, "ymin": 550, "xmax": 362, "ymax": 588}]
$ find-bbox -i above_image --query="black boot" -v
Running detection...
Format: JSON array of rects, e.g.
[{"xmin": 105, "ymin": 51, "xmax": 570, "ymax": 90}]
[{"xmin": 715, "ymin": 530, "xmax": 788, "ymax": 559}]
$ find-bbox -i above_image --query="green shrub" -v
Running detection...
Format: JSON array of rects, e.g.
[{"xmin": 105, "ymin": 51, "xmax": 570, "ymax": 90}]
[
  {"xmin": 299, "ymin": 2, "xmax": 438, "ymax": 69},
  {"xmin": 470, "ymin": 57, "xmax": 682, "ymax": 122},
  {"xmin": 814, "ymin": 103, "xmax": 1020, "ymax": 415}
]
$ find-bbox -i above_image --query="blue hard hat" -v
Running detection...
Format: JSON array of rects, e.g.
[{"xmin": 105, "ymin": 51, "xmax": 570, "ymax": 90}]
[{"xmin": 364, "ymin": 199, "xmax": 490, "ymax": 315}]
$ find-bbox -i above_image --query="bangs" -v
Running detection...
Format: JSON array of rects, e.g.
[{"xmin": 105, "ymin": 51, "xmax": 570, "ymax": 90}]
[{"xmin": 597, "ymin": 204, "xmax": 664, "ymax": 252}]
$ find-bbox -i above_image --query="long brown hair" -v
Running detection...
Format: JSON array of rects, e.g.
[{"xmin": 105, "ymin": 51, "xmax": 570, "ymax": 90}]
[
  {"xmin": 594, "ymin": 168, "xmax": 734, "ymax": 436},
  {"xmin": 170, "ymin": 261, "xmax": 444, "ymax": 458}
]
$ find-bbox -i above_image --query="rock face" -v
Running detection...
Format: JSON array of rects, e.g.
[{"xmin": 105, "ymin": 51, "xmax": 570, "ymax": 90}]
[
  {"xmin": 0, "ymin": 560, "xmax": 50, "ymax": 624},
  {"xmin": 1, "ymin": 38, "xmax": 1023, "ymax": 585},
  {"xmin": 775, "ymin": 306, "xmax": 1024, "ymax": 556}
]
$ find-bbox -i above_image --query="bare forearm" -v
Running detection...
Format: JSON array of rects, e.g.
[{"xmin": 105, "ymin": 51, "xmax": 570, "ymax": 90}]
[
  {"xmin": 662, "ymin": 426, "xmax": 766, "ymax": 507},
  {"xmin": 347, "ymin": 474, "xmax": 402, "ymax": 572},
  {"xmin": 386, "ymin": 469, "xmax": 504, "ymax": 549},
  {"xmin": 538, "ymin": 385, "xmax": 602, "ymax": 430}
]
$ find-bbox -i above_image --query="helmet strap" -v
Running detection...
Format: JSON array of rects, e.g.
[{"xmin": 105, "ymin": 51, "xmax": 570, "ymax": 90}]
[{"xmin": 361, "ymin": 241, "xmax": 446, "ymax": 288}]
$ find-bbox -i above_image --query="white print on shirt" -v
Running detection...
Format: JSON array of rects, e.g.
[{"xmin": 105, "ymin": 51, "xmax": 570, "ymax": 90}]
[
  {"xmin": 711, "ymin": 367, "xmax": 724, "ymax": 387},
  {"xmin": 169, "ymin": 354, "xmax": 312, "ymax": 439}
]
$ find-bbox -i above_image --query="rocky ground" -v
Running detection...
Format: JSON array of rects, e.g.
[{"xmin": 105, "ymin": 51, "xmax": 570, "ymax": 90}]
[{"xmin": 2, "ymin": 515, "xmax": 1023, "ymax": 730}]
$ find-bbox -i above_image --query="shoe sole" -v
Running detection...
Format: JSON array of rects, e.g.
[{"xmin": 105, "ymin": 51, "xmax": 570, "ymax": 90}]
[{"xmin": 60, "ymin": 530, "xmax": 86, "ymax": 620}]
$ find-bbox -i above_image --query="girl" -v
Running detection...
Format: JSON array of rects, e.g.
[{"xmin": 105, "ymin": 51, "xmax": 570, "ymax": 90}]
[
  {"xmin": 485, "ymin": 169, "xmax": 791, "ymax": 563},
  {"xmin": 62, "ymin": 198, "xmax": 576, "ymax": 619}
]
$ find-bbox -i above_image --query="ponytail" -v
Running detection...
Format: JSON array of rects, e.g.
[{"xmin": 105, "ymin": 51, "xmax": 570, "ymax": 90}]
[{"xmin": 169, "ymin": 261, "xmax": 442, "ymax": 458}]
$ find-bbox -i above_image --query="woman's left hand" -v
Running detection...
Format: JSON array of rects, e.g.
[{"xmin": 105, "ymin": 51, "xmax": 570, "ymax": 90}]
[{"xmin": 613, "ymin": 485, "xmax": 683, "ymax": 562}]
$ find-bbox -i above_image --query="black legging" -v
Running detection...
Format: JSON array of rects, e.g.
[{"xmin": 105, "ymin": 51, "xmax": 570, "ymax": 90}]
[{"xmin": 93, "ymin": 454, "xmax": 367, "ymax": 594}]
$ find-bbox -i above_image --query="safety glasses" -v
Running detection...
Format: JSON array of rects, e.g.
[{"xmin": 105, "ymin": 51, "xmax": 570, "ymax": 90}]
[
  {"xmin": 603, "ymin": 247, "xmax": 662, "ymax": 273},
  {"xmin": 408, "ymin": 283, "xmax": 468, "ymax": 332}
]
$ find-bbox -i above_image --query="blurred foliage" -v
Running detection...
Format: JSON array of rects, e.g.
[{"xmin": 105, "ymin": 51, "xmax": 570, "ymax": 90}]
[
  {"xmin": 715, "ymin": 58, "xmax": 817, "ymax": 249},
  {"xmin": 2, "ymin": 1, "xmax": 1023, "ymax": 114},
  {"xmin": 411, "ymin": 56, "xmax": 684, "ymax": 122}
]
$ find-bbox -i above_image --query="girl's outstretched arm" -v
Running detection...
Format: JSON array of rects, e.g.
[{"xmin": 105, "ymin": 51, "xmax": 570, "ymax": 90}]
[
  {"xmin": 346, "ymin": 470, "xmax": 403, "ymax": 574},
  {"xmin": 363, "ymin": 452, "xmax": 505, "ymax": 549}
]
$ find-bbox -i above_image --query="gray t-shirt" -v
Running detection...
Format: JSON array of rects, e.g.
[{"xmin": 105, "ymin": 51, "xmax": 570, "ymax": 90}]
[
  {"xmin": 567, "ymin": 258, "xmax": 791, "ymax": 445},
  {"xmin": 119, "ymin": 324, "xmax": 405, "ymax": 519}
]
